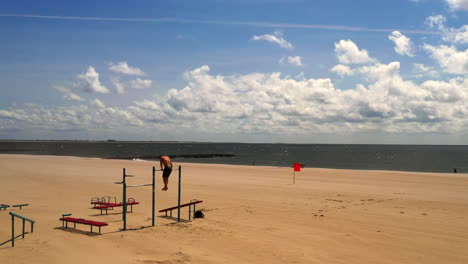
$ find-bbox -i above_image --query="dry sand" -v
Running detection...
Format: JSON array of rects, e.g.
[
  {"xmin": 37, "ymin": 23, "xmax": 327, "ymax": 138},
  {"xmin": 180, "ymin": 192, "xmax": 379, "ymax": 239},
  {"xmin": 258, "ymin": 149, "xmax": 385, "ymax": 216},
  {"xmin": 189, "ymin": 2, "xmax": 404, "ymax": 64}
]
[{"xmin": 0, "ymin": 154, "xmax": 468, "ymax": 264}]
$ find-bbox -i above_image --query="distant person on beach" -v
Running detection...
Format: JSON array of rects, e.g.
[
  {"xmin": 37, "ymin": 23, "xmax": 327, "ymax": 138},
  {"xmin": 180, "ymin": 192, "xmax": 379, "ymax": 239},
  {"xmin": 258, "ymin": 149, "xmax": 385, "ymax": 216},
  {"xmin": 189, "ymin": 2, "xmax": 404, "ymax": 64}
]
[{"xmin": 160, "ymin": 155, "xmax": 173, "ymax": 191}]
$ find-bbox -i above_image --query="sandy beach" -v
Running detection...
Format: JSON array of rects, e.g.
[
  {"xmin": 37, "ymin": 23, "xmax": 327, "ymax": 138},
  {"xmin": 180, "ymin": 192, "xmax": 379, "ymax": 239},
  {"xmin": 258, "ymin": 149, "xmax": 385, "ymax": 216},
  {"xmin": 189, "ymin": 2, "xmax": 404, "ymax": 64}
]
[{"xmin": 1, "ymin": 154, "xmax": 467, "ymax": 264}]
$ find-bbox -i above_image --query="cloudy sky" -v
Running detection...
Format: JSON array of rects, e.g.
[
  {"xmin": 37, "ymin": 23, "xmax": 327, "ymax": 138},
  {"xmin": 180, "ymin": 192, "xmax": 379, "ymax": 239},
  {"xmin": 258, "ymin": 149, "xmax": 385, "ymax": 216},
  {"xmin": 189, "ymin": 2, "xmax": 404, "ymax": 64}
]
[{"xmin": 1, "ymin": 0, "xmax": 468, "ymax": 144}]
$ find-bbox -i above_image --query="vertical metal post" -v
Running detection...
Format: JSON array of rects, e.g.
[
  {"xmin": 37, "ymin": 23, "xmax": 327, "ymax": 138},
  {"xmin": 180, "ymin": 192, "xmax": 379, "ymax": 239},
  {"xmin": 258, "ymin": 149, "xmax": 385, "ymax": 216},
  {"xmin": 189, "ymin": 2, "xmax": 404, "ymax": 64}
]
[
  {"xmin": 11, "ymin": 214, "xmax": 15, "ymax": 247},
  {"xmin": 122, "ymin": 168, "xmax": 126, "ymax": 221},
  {"xmin": 123, "ymin": 182, "xmax": 127, "ymax": 230},
  {"xmin": 31, "ymin": 222, "xmax": 34, "ymax": 233},
  {"xmin": 22, "ymin": 219, "xmax": 25, "ymax": 238},
  {"xmin": 177, "ymin": 165, "xmax": 181, "ymax": 222},
  {"xmin": 152, "ymin": 166, "xmax": 156, "ymax": 226}
]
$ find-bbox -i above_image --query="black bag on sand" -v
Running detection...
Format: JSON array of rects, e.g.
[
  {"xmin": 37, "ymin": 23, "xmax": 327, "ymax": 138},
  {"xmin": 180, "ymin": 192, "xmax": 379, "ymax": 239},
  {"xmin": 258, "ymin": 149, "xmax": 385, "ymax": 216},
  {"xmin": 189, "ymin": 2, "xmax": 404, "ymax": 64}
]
[{"xmin": 194, "ymin": 210, "xmax": 204, "ymax": 218}]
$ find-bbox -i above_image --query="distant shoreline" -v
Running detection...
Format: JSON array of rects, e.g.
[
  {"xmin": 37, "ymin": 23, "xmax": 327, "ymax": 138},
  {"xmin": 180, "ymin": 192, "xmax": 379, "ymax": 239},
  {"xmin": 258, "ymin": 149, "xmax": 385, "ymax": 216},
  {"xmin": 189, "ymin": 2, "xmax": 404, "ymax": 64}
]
[{"xmin": 0, "ymin": 139, "xmax": 466, "ymax": 146}]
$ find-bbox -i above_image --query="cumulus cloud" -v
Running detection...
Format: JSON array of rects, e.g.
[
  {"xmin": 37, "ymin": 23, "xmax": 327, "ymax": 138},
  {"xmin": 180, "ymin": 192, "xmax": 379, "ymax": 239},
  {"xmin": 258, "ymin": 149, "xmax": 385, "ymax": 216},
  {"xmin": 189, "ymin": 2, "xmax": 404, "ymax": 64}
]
[
  {"xmin": 388, "ymin": 31, "xmax": 416, "ymax": 57},
  {"xmin": 443, "ymin": 25, "xmax": 468, "ymax": 45},
  {"xmin": 130, "ymin": 78, "xmax": 153, "ymax": 89},
  {"xmin": 423, "ymin": 44, "xmax": 468, "ymax": 74},
  {"xmin": 76, "ymin": 66, "xmax": 110, "ymax": 94},
  {"xmin": 3, "ymin": 65, "xmax": 468, "ymax": 138},
  {"xmin": 330, "ymin": 64, "xmax": 353, "ymax": 77},
  {"xmin": 279, "ymin": 56, "xmax": 304, "ymax": 66},
  {"xmin": 445, "ymin": 0, "xmax": 468, "ymax": 10},
  {"xmin": 334, "ymin": 40, "xmax": 376, "ymax": 64},
  {"xmin": 92, "ymin": 99, "xmax": 106, "ymax": 109},
  {"xmin": 425, "ymin": 14, "xmax": 447, "ymax": 30},
  {"xmin": 111, "ymin": 77, "xmax": 126, "ymax": 94},
  {"xmin": 54, "ymin": 85, "xmax": 84, "ymax": 101},
  {"xmin": 413, "ymin": 63, "xmax": 439, "ymax": 78},
  {"xmin": 425, "ymin": 14, "xmax": 468, "ymax": 45},
  {"xmin": 251, "ymin": 31, "xmax": 294, "ymax": 50},
  {"xmin": 108, "ymin": 62, "xmax": 145, "ymax": 76}
]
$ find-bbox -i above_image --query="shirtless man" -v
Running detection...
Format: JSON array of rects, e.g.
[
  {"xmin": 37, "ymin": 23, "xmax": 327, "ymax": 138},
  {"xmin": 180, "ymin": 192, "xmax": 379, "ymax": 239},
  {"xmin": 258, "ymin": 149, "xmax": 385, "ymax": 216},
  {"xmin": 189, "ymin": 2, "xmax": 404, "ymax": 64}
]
[{"xmin": 160, "ymin": 155, "xmax": 173, "ymax": 191}]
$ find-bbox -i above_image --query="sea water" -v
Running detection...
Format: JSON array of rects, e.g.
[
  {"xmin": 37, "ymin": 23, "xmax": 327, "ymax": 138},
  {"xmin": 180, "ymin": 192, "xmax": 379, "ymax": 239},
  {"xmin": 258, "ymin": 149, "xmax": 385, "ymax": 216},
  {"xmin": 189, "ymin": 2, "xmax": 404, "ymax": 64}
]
[{"xmin": 1, "ymin": 141, "xmax": 467, "ymax": 173}]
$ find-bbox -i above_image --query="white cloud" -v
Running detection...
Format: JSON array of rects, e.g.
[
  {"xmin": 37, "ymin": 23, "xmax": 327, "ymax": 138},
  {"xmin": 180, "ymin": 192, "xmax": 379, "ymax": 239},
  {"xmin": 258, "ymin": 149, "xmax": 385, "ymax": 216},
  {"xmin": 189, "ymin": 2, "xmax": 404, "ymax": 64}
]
[
  {"xmin": 76, "ymin": 66, "xmax": 110, "ymax": 94},
  {"xmin": 425, "ymin": 14, "xmax": 468, "ymax": 45},
  {"xmin": 251, "ymin": 31, "xmax": 294, "ymax": 50},
  {"xmin": 425, "ymin": 14, "xmax": 447, "ymax": 30},
  {"xmin": 108, "ymin": 62, "xmax": 145, "ymax": 76},
  {"xmin": 423, "ymin": 44, "xmax": 468, "ymax": 74},
  {"xmin": 92, "ymin": 99, "xmax": 106, "ymax": 109},
  {"xmin": 130, "ymin": 78, "xmax": 153, "ymax": 89},
  {"xmin": 3, "ymin": 65, "xmax": 468, "ymax": 139},
  {"xmin": 413, "ymin": 63, "xmax": 439, "ymax": 78},
  {"xmin": 445, "ymin": 0, "xmax": 468, "ymax": 10},
  {"xmin": 443, "ymin": 25, "xmax": 468, "ymax": 45},
  {"xmin": 279, "ymin": 56, "xmax": 304, "ymax": 66},
  {"xmin": 334, "ymin": 40, "xmax": 376, "ymax": 64},
  {"xmin": 330, "ymin": 64, "xmax": 353, "ymax": 77},
  {"xmin": 388, "ymin": 31, "xmax": 416, "ymax": 57},
  {"xmin": 357, "ymin": 62, "xmax": 401, "ymax": 82},
  {"xmin": 54, "ymin": 85, "xmax": 84, "ymax": 101},
  {"xmin": 111, "ymin": 77, "xmax": 126, "ymax": 94}
]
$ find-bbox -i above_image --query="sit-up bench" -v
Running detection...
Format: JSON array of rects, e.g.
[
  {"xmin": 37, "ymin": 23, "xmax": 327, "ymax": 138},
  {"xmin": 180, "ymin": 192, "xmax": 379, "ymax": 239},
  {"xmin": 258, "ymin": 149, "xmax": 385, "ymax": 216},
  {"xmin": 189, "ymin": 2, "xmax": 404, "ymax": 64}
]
[
  {"xmin": 59, "ymin": 213, "xmax": 108, "ymax": 234},
  {"xmin": 159, "ymin": 199, "xmax": 203, "ymax": 221},
  {"xmin": 13, "ymin": 204, "xmax": 29, "ymax": 209},
  {"xmin": 92, "ymin": 198, "xmax": 139, "ymax": 215},
  {"xmin": 1, "ymin": 204, "xmax": 29, "ymax": 210}
]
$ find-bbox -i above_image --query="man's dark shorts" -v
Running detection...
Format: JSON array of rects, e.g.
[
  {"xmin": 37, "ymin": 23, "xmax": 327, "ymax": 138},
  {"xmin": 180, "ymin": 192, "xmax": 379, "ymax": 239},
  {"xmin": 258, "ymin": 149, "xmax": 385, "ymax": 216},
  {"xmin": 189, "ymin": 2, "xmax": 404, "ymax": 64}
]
[{"xmin": 163, "ymin": 166, "xmax": 173, "ymax": 178}]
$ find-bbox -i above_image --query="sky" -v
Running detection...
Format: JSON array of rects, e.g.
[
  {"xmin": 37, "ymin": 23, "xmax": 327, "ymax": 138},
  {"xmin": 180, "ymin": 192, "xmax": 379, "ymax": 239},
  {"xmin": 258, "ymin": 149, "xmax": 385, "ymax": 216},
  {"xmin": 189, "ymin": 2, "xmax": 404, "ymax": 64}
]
[{"xmin": 0, "ymin": 0, "xmax": 467, "ymax": 144}]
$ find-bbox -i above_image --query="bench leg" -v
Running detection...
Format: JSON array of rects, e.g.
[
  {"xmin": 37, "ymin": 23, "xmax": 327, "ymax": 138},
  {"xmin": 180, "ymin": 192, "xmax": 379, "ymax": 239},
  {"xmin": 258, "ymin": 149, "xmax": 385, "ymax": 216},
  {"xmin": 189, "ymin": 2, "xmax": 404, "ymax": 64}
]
[
  {"xmin": 99, "ymin": 226, "xmax": 101, "ymax": 234},
  {"xmin": 91, "ymin": 225, "xmax": 93, "ymax": 233},
  {"xmin": 74, "ymin": 223, "xmax": 76, "ymax": 229}
]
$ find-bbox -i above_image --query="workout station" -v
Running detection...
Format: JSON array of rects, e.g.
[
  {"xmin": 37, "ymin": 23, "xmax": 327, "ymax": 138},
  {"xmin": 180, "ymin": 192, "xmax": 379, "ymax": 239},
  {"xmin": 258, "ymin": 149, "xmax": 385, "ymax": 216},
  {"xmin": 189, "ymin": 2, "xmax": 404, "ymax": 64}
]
[
  {"xmin": 2, "ymin": 165, "xmax": 204, "ymax": 248},
  {"xmin": 59, "ymin": 165, "xmax": 203, "ymax": 233}
]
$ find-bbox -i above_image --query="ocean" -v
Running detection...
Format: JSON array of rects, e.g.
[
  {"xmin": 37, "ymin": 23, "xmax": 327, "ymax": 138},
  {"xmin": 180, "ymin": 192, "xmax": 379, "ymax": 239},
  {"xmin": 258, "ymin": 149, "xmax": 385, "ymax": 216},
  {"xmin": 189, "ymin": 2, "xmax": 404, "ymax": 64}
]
[{"xmin": 1, "ymin": 141, "xmax": 467, "ymax": 173}]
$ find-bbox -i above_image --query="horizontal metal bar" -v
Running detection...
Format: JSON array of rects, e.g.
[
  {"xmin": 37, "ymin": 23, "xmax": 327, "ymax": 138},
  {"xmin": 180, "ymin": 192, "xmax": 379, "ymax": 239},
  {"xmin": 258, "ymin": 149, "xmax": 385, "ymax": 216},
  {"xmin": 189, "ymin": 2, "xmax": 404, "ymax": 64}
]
[
  {"xmin": 13, "ymin": 204, "xmax": 28, "ymax": 207},
  {"xmin": 127, "ymin": 183, "xmax": 152, "ymax": 188},
  {"xmin": 9, "ymin": 212, "xmax": 36, "ymax": 223},
  {"xmin": 124, "ymin": 175, "xmax": 136, "ymax": 177}
]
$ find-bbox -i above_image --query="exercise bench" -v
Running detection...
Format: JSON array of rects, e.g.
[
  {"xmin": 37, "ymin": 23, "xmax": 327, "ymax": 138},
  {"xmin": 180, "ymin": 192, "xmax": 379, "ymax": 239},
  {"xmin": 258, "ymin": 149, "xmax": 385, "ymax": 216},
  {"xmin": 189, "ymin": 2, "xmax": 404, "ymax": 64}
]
[
  {"xmin": 92, "ymin": 198, "xmax": 139, "ymax": 215},
  {"xmin": 59, "ymin": 213, "xmax": 108, "ymax": 234},
  {"xmin": 159, "ymin": 199, "xmax": 203, "ymax": 221}
]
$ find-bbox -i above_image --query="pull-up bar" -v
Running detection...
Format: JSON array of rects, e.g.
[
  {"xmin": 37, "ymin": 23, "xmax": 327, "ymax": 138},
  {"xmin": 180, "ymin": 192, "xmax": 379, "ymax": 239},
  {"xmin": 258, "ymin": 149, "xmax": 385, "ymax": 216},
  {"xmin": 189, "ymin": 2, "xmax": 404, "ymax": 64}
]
[
  {"xmin": 117, "ymin": 167, "xmax": 156, "ymax": 231},
  {"xmin": 155, "ymin": 166, "xmax": 183, "ymax": 222}
]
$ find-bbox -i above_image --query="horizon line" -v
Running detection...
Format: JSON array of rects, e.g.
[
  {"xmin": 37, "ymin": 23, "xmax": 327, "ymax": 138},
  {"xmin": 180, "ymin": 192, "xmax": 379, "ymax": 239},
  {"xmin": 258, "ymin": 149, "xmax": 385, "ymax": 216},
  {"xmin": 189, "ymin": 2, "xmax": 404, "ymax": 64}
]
[{"xmin": 0, "ymin": 13, "xmax": 441, "ymax": 35}]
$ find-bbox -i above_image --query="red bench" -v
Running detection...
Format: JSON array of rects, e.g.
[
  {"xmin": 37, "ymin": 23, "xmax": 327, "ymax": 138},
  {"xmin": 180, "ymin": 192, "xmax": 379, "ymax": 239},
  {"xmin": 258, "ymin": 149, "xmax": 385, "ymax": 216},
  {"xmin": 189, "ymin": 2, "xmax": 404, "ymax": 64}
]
[
  {"xmin": 60, "ymin": 215, "xmax": 108, "ymax": 234},
  {"xmin": 159, "ymin": 200, "xmax": 203, "ymax": 221},
  {"xmin": 92, "ymin": 198, "xmax": 139, "ymax": 215}
]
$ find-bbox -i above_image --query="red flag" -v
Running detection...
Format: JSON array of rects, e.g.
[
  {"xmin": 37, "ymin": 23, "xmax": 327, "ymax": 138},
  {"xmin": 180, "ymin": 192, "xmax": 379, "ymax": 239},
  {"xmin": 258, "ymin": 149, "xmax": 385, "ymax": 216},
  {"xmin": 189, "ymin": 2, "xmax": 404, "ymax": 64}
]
[{"xmin": 293, "ymin": 163, "xmax": 301, "ymax": 172}]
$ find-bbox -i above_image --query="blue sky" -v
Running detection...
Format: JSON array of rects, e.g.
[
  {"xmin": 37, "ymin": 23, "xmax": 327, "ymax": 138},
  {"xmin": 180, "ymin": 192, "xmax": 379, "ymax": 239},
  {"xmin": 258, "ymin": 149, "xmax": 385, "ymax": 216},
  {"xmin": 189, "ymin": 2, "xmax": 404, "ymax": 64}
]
[{"xmin": 1, "ymin": 0, "xmax": 467, "ymax": 144}]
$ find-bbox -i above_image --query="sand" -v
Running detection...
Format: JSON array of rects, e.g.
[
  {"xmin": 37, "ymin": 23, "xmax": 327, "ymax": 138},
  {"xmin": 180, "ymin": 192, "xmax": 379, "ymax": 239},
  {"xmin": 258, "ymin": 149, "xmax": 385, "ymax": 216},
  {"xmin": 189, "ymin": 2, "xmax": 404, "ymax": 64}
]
[{"xmin": 0, "ymin": 154, "xmax": 467, "ymax": 264}]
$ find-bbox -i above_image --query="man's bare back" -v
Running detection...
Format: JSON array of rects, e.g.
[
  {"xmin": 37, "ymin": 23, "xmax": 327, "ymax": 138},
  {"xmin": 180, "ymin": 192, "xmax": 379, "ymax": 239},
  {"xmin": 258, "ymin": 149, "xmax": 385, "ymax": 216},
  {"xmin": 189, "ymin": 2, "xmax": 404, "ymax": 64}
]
[
  {"xmin": 160, "ymin": 155, "xmax": 173, "ymax": 191},
  {"xmin": 160, "ymin": 155, "xmax": 172, "ymax": 169}
]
